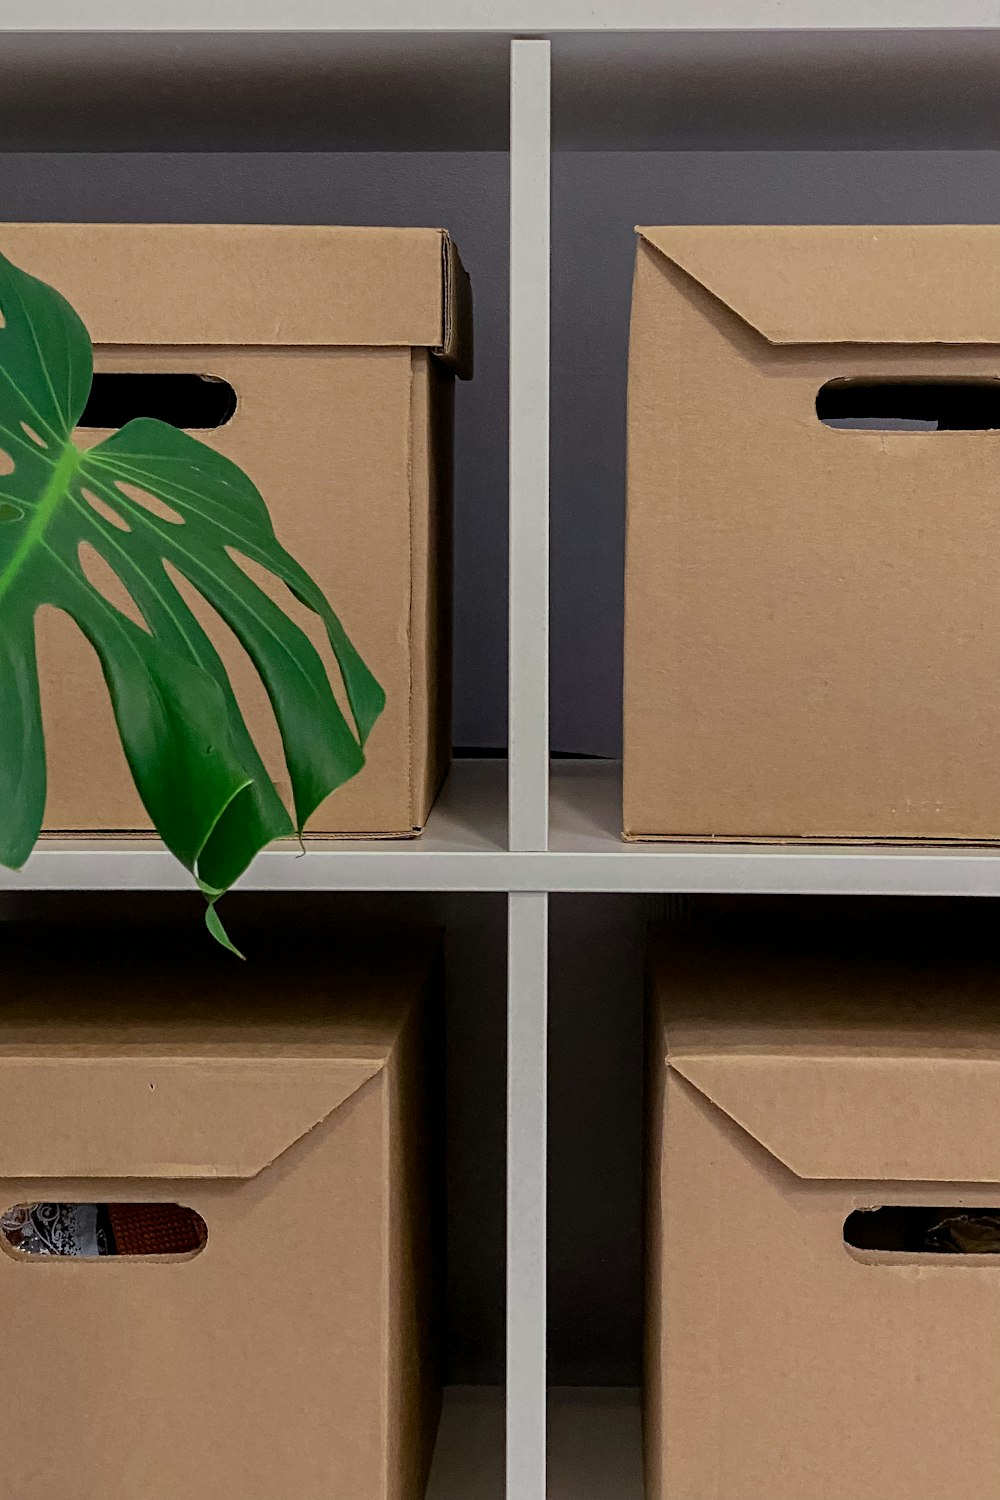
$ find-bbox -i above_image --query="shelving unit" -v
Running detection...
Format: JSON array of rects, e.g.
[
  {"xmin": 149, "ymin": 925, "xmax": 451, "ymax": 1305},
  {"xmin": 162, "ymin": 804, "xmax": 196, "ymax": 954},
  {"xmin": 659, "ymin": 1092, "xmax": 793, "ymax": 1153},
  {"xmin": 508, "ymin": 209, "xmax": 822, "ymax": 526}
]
[
  {"xmin": 17, "ymin": 759, "xmax": 1000, "ymax": 897},
  {"xmin": 4, "ymin": 10, "xmax": 1000, "ymax": 1500}
]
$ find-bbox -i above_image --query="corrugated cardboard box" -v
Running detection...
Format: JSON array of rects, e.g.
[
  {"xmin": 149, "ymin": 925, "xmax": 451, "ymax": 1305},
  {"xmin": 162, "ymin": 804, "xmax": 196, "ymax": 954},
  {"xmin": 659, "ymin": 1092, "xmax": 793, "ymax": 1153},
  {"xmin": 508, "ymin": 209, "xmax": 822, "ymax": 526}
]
[
  {"xmin": 0, "ymin": 931, "xmax": 442, "ymax": 1500},
  {"xmin": 0, "ymin": 222, "xmax": 472, "ymax": 837},
  {"xmin": 647, "ymin": 919, "xmax": 1000, "ymax": 1500},
  {"xmin": 625, "ymin": 224, "xmax": 1000, "ymax": 841}
]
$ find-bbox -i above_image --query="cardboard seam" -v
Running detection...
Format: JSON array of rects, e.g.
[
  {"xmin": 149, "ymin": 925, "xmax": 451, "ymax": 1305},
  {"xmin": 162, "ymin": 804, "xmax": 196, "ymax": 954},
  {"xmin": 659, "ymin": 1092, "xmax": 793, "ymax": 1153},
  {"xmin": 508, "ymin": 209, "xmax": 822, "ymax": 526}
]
[
  {"xmin": 440, "ymin": 233, "xmax": 456, "ymax": 368},
  {"xmin": 407, "ymin": 356, "xmax": 418, "ymax": 833},
  {"xmin": 37, "ymin": 829, "xmax": 424, "ymax": 843},
  {"xmin": 437, "ymin": 234, "xmax": 474, "ymax": 379},
  {"xmin": 625, "ymin": 830, "xmax": 1000, "ymax": 846},
  {"xmin": 379, "ymin": 1057, "xmax": 393, "ymax": 1500}
]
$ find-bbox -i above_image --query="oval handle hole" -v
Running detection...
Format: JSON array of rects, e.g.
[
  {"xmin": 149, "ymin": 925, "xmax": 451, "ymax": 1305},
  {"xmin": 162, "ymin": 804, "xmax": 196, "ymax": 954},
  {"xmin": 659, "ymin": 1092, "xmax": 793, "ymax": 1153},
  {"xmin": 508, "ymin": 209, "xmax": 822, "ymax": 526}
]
[
  {"xmin": 1, "ymin": 1203, "xmax": 208, "ymax": 1259},
  {"xmin": 79, "ymin": 373, "xmax": 237, "ymax": 431},
  {"xmin": 845, "ymin": 1206, "xmax": 1000, "ymax": 1256},
  {"xmin": 817, "ymin": 377, "xmax": 1000, "ymax": 432}
]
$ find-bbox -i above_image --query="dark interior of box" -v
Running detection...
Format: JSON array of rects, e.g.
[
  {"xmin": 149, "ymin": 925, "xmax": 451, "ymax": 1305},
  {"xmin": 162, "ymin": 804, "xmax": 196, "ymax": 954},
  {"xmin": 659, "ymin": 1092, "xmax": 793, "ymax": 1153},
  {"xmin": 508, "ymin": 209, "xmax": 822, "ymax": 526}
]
[
  {"xmin": 80, "ymin": 372, "xmax": 239, "ymax": 430},
  {"xmin": 845, "ymin": 1206, "xmax": 1000, "ymax": 1256},
  {"xmin": 817, "ymin": 377, "xmax": 1000, "ymax": 432}
]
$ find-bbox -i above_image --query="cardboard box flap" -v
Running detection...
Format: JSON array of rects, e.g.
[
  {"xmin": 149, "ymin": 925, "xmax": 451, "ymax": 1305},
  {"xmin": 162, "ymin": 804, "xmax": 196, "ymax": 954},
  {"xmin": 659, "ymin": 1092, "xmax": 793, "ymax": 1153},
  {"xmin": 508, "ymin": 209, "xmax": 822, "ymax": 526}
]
[
  {"xmin": 0, "ymin": 223, "xmax": 471, "ymax": 365},
  {"xmin": 0, "ymin": 926, "xmax": 434, "ymax": 1182},
  {"xmin": 441, "ymin": 233, "xmax": 474, "ymax": 379},
  {"xmin": 637, "ymin": 224, "xmax": 1000, "ymax": 345},
  {"xmin": 0, "ymin": 1054, "xmax": 384, "ymax": 1181},
  {"xmin": 670, "ymin": 1051, "xmax": 1000, "ymax": 1184},
  {"xmin": 654, "ymin": 925, "xmax": 1000, "ymax": 1183}
]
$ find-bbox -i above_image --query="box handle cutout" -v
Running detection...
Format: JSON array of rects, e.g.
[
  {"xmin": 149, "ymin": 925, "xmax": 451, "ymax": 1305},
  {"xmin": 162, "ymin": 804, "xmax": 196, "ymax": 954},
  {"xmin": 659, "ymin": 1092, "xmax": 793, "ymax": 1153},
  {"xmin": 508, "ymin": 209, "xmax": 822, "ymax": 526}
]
[
  {"xmin": 1, "ymin": 1203, "xmax": 208, "ymax": 1259},
  {"xmin": 817, "ymin": 378, "xmax": 1000, "ymax": 432},
  {"xmin": 845, "ymin": 1206, "xmax": 1000, "ymax": 1256},
  {"xmin": 79, "ymin": 373, "xmax": 237, "ymax": 430}
]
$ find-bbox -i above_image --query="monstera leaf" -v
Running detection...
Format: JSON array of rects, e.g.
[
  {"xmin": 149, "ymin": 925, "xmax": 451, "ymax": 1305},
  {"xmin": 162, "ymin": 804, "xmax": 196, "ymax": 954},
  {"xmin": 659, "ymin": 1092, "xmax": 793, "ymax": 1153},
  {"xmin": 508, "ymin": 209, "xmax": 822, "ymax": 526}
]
[{"xmin": 0, "ymin": 251, "xmax": 385, "ymax": 950}]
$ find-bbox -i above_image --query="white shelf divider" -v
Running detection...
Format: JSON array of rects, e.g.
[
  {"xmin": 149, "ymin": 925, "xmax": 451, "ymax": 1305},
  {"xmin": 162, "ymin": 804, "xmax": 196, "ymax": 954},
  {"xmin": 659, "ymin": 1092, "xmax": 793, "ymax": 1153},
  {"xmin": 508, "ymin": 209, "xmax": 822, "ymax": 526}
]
[
  {"xmin": 508, "ymin": 38, "xmax": 551, "ymax": 857},
  {"xmin": 507, "ymin": 40, "xmax": 551, "ymax": 1500},
  {"xmin": 507, "ymin": 890, "xmax": 549, "ymax": 1500}
]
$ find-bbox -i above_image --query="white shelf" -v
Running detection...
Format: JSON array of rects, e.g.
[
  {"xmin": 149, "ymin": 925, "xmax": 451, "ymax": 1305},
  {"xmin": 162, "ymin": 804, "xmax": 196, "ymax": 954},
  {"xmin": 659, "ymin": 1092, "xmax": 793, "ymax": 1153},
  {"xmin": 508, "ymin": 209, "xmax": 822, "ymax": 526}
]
[
  {"xmin": 2, "ymin": 2, "xmax": 995, "ymax": 30},
  {"xmin": 5, "ymin": 759, "xmax": 509, "ymax": 894},
  {"xmin": 13, "ymin": 759, "xmax": 1000, "ymax": 896},
  {"xmin": 547, "ymin": 761, "xmax": 1000, "ymax": 897}
]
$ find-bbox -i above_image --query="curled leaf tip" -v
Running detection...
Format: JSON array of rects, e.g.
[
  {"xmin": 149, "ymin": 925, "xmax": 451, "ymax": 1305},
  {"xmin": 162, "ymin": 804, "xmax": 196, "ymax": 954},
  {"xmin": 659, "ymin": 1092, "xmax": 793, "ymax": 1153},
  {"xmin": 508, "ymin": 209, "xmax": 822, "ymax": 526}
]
[{"xmin": 205, "ymin": 902, "xmax": 245, "ymax": 960}]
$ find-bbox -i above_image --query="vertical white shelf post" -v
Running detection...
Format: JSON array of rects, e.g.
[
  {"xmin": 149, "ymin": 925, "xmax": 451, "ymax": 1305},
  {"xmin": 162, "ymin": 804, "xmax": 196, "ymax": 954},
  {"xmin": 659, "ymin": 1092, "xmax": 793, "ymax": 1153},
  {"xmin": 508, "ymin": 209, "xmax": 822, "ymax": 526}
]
[
  {"xmin": 507, "ymin": 888, "xmax": 549, "ymax": 1500},
  {"xmin": 509, "ymin": 36, "xmax": 551, "ymax": 855},
  {"xmin": 508, "ymin": 35, "xmax": 551, "ymax": 1500}
]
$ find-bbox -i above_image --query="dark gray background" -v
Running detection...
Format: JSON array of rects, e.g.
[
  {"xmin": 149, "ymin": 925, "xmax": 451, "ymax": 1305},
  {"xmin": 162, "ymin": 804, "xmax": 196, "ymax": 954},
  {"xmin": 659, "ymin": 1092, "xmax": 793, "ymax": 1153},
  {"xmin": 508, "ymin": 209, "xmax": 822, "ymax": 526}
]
[{"xmin": 5, "ymin": 148, "xmax": 1000, "ymax": 1383}]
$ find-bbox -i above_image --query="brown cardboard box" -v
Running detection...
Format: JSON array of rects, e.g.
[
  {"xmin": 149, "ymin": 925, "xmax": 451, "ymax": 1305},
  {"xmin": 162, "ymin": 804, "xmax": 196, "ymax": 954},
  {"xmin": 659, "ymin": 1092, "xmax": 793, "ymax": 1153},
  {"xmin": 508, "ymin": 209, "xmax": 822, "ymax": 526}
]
[
  {"xmin": 625, "ymin": 224, "xmax": 1000, "ymax": 842},
  {"xmin": 0, "ymin": 931, "xmax": 443, "ymax": 1500},
  {"xmin": 646, "ymin": 919, "xmax": 1000, "ymax": 1500},
  {"xmin": 0, "ymin": 222, "xmax": 472, "ymax": 837}
]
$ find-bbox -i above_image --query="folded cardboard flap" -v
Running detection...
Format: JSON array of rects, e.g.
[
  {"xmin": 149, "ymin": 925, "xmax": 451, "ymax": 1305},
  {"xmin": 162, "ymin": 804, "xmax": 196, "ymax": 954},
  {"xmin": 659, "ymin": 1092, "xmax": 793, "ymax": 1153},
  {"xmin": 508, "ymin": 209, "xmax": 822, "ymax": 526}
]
[
  {"xmin": 0, "ymin": 223, "xmax": 472, "ymax": 367},
  {"xmin": 0, "ymin": 1054, "xmax": 385, "ymax": 1181},
  {"xmin": 654, "ymin": 925, "xmax": 1000, "ymax": 1185},
  {"xmin": 671, "ymin": 1052, "xmax": 1000, "ymax": 1184},
  {"xmin": 440, "ymin": 233, "xmax": 474, "ymax": 379},
  {"xmin": 637, "ymin": 224, "xmax": 1000, "ymax": 345}
]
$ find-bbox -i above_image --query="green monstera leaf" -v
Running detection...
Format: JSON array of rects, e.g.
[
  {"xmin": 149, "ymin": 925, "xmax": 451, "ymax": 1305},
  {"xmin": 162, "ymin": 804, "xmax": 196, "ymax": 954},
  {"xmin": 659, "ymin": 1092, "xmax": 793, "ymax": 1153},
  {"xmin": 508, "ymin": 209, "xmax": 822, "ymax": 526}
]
[{"xmin": 0, "ymin": 251, "xmax": 385, "ymax": 951}]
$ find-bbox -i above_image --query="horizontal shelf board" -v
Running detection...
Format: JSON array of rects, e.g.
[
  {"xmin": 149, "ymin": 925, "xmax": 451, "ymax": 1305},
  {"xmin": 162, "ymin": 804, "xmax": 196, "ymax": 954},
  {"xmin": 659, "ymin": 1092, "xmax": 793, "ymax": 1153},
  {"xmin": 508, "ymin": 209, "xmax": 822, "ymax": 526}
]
[
  {"xmin": 546, "ymin": 761, "xmax": 1000, "ymax": 897},
  {"xmin": 10, "ymin": 760, "xmax": 1000, "ymax": 896},
  {"xmin": 6, "ymin": 758, "xmax": 510, "ymax": 893},
  {"xmin": 4, "ymin": 3, "xmax": 996, "ymax": 30}
]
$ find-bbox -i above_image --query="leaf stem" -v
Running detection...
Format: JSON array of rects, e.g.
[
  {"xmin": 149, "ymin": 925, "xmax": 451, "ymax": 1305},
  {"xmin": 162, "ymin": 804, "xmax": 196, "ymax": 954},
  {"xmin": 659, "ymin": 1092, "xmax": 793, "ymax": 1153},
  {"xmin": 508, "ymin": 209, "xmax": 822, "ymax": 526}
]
[{"xmin": 0, "ymin": 441, "xmax": 79, "ymax": 607}]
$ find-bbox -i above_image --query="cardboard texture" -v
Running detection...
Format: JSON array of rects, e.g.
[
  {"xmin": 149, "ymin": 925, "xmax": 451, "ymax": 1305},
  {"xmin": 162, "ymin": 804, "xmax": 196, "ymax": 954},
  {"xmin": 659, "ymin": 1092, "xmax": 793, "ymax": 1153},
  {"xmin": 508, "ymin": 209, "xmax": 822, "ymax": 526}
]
[
  {"xmin": 0, "ymin": 932, "xmax": 443, "ymax": 1500},
  {"xmin": 625, "ymin": 224, "xmax": 1000, "ymax": 842},
  {"xmin": 0, "ymin": 223, "xmax": 471, "ymax": 838},
  {"xmin": 646, "ymin": 921, "xmax": 1000, "ymax": 1500}
]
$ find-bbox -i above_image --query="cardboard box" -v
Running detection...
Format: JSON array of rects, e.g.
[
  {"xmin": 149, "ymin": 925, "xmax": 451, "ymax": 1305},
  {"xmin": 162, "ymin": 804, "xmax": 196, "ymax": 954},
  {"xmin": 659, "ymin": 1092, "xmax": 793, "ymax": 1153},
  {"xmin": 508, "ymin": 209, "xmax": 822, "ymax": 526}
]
[
  {"xmin": 0, "ymin": 222, "xmax": 472, "ymax": 837},
  {"xmin": 0, "ymin": 931, "xmax": 443, "ymax": 1500},
  {"xmin": 625, "ymin": 224, "xmax": 1000, "ymax": 841},
  {"xmin": 646, "ymin": 919, "xmax": 1000, "ymax": 1500}
]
